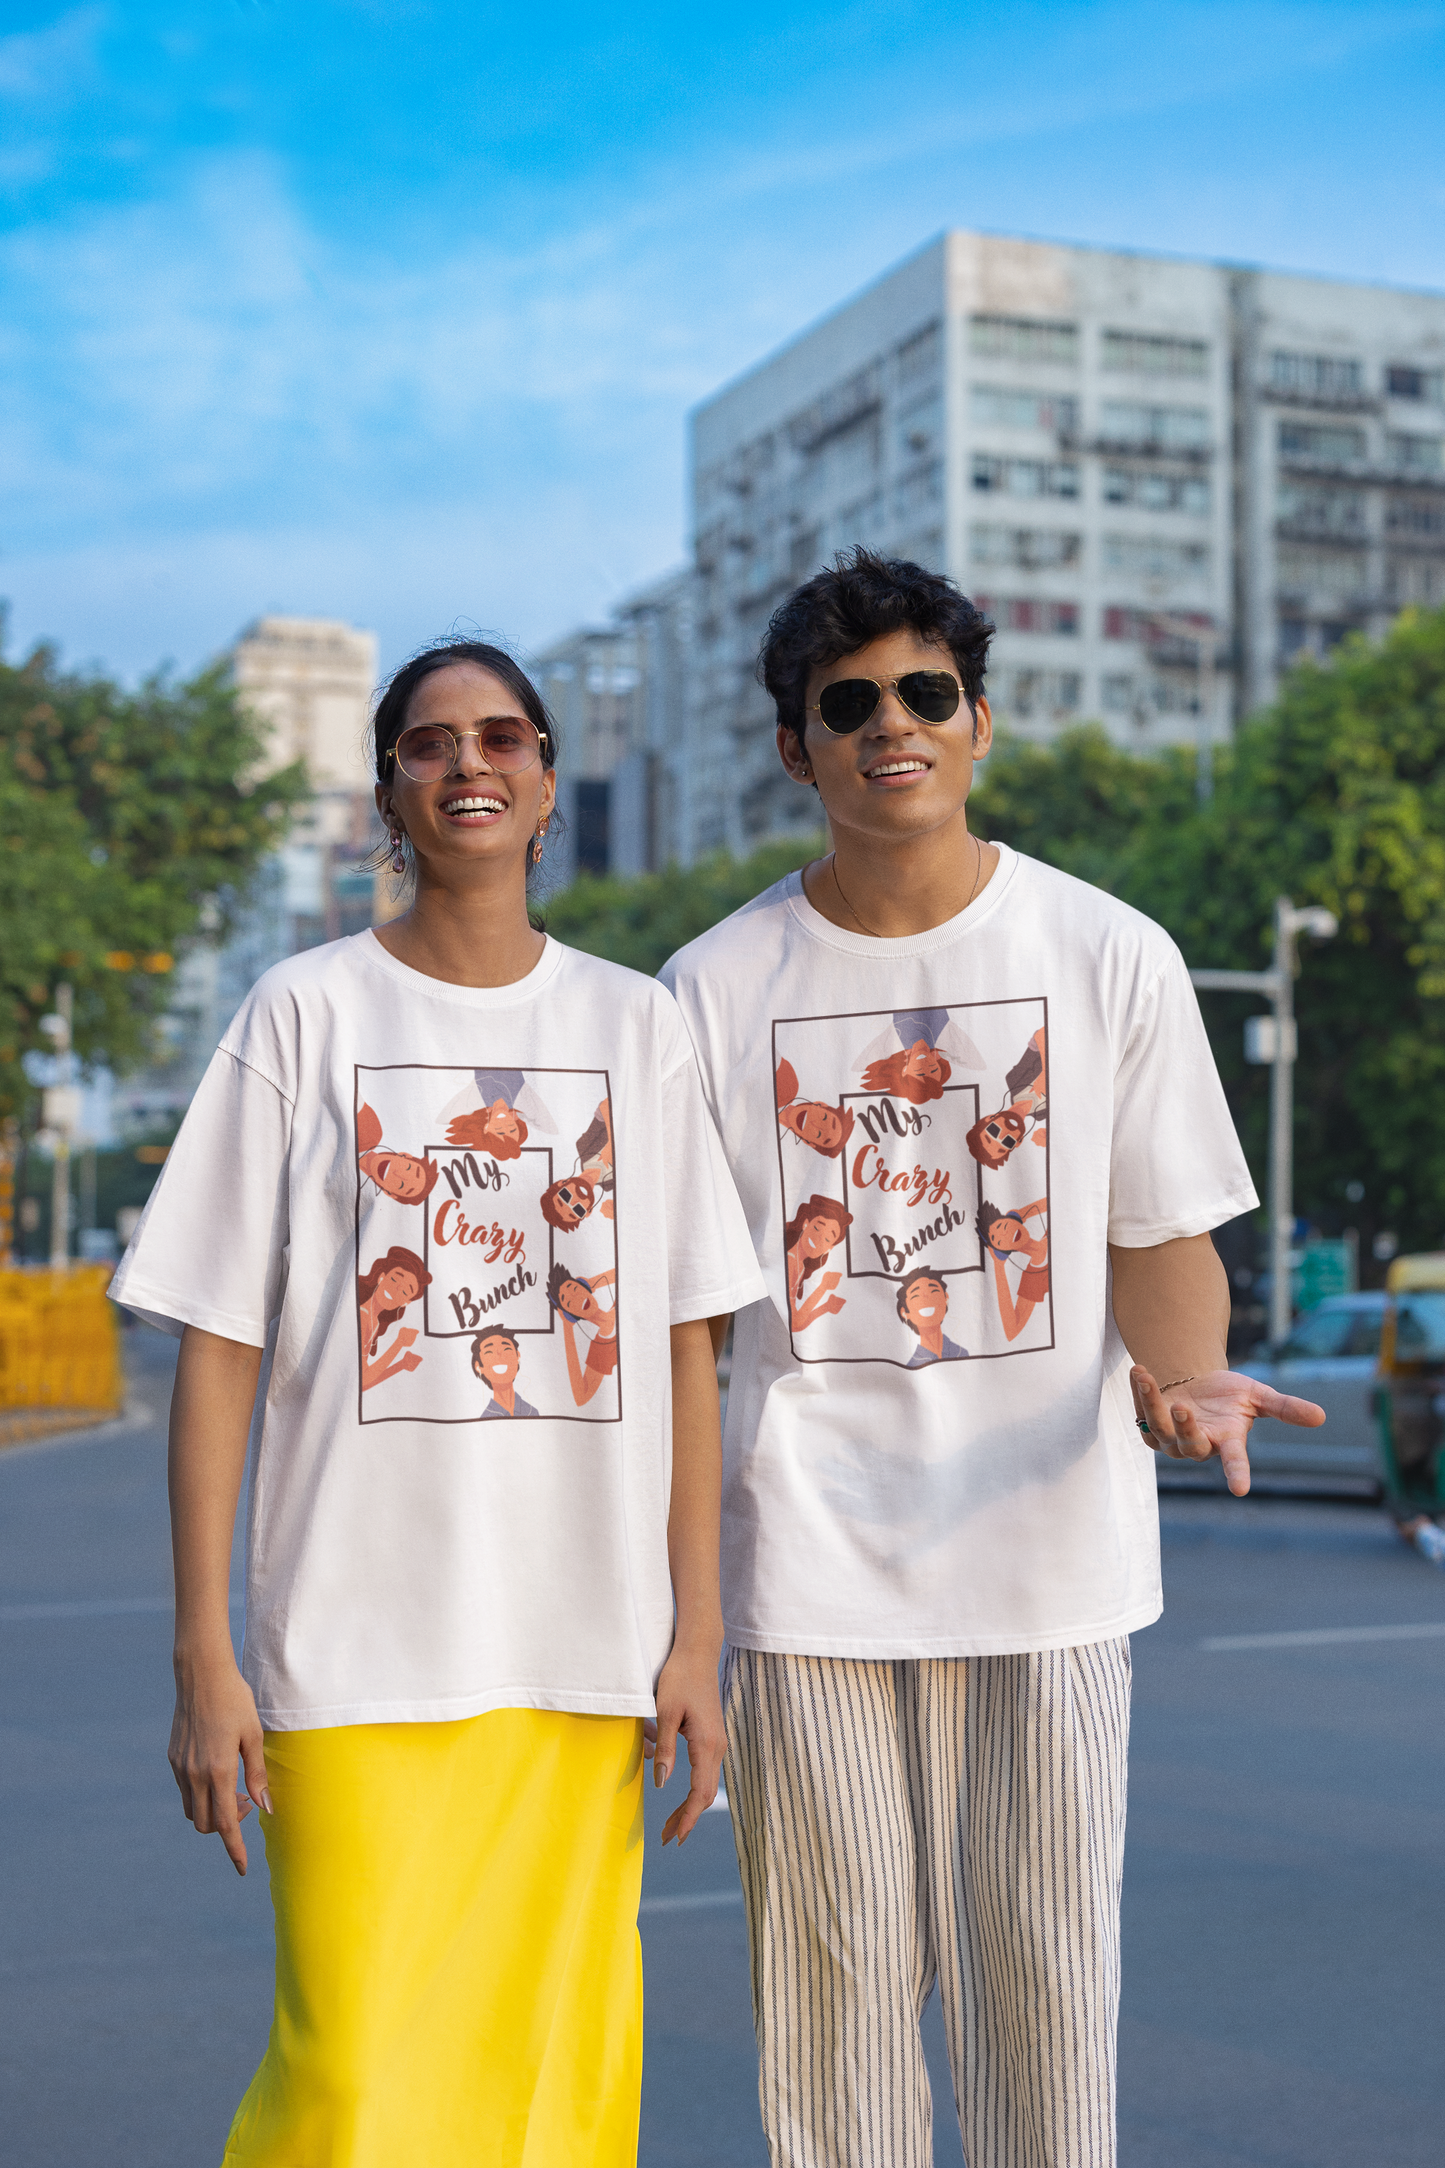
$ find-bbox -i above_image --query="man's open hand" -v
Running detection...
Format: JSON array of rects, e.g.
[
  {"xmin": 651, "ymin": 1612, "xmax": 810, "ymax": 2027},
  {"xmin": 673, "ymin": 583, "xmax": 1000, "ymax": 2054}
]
[{"xmin": 1130, "ymin": 1364, "xmax": 1325, "ymax": 1498}]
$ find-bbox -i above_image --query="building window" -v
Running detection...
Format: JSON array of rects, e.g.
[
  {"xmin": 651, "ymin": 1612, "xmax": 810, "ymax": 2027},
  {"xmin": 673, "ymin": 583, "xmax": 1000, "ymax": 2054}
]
[
  {"xmin": 1275, "ymin": 482, "xmax": 1368, "ymax": 535},
  {"xmin": 1101, "ymin": 535, "xmax": 1211, "ymax": 580},
  {"xmin": 1101, "ymin": 466, "xmax": 1211, "ymax": 514},
  {"xmin": 971, "ymin": 385, "xmax": 1078, "ymax": 434},
  {"xmin": 1276, "ymin": 545, "xmax": 1369, "ymax": 602},
  {"xmin": 1385, "ymin": 365, "xmax": 1444, "ymax": 405},
  {"xmin": 893, "ymin": 464, "xmax": 945, "ymax": 521},
  {"xmin": 1098, "ymin": 402, "xmax": 1212, "ymax": 452},
  {"xmin": 1269, "ymin": 351, "xmax": 1364, "ymax": 400},
  {"xmin": 1386, "ymin": 557, "xmax": 1445, "ymax": 607},
  {"xmin": 969, "ymin": 314, "xmax": 1078, "ymax": 365},
  {"xmin": 997, "ymin": 670, "xmax": 1083, "ymax": 719},
  {"xmin": 1102, "ymin": 606, "xmax": 1213, "ymax": 644},
  {"xmin": 1278, "ymin": 420, "xmax": 1368, "ymax": 466},
  {"xmin": 1101, "ymin": 330, "xmax": 1209, "ymax": 378},
  {"xmin": 1101, "ymin": 673, "xmax": 1136, "ymax": 713},
  {"xmin": 970, "ymin": 524, "xmax": 1082, "ymax": 570},
  {"xmin": 971, "ymin": 454, "xmax": 1080, "ymax": 499},
  {"xmin": 1386, "ymin": 496, "xmax": 1445, "ymax": 542},
  {"xmin": 1386, "ymin": 433, "xmax": 1445, "ymax": 474},
  {"xmin": 974, "ymin": 596, "xmax": 1079, "ymax": 636}
]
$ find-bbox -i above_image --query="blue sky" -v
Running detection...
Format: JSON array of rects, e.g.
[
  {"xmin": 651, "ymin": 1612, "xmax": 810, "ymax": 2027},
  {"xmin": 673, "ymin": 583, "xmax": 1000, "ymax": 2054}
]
[{"xmin": 3, "ymin": 0, "xmax": 1445, "ymax": 682}]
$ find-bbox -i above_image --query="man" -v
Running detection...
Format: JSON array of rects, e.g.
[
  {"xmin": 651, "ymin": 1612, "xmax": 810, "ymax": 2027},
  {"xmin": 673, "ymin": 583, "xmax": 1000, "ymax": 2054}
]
[
  {"xmin": 896, "ymin": 1266, "xmax": 966, "ymax": 1365},
  {"xmin": 471, "ymin": 1326, "xmax": 537, "ymax": 1418},
  {"xmin": 661, "ymin": 548, "xmax": 1324, "ymax": 2168}
]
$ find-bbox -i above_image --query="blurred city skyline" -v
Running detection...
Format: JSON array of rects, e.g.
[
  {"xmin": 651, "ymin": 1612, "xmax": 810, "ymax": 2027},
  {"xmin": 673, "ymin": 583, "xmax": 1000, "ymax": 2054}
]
[{"xmin": 3, "ymin": 0, "xmax": 1445, "ymax": 683}]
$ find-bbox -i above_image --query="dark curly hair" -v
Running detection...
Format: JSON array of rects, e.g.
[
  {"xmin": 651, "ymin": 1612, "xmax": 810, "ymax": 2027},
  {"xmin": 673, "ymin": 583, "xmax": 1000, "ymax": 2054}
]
[{"xmin": 759, "ymin": 547, "xmax": 993, "ymax": 750}]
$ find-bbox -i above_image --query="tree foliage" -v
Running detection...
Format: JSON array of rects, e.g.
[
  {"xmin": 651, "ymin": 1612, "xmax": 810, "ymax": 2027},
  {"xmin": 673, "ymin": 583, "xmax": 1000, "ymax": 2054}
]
[
  {"xmin": 541, "ymin": 834, "xmax": 825, "ymax": 978},
  {"xmin": 0, "ymin": 641, "xmax": 308, "ymax": 1118}
]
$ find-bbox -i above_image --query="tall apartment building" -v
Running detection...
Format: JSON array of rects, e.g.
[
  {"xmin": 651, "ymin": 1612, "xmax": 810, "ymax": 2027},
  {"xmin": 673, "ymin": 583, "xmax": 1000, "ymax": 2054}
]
[
  {"xmin": 535, "ymin": 567, "xmax": 692, "ymax": 880},
  {"xmin": 689, "ymin": 231, "xmax": 1445, "ymax": 857}
]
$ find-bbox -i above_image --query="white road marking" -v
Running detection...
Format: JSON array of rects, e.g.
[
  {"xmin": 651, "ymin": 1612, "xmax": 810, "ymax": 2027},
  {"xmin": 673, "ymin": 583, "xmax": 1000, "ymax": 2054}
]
[
  {"xmin": 639, "ymin": 1889, "xmax": 744, "ymax": 1915},
  {"xmin": 1202, "ymin": 1621, "xmax": 1445, "ymax": 1651}
]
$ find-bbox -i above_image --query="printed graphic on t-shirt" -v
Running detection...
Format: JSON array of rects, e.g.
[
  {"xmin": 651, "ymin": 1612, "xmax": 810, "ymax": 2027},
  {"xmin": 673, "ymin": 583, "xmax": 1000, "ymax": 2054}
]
[
  {"xmin": 354, "ymin": 1065, "xmax": 620, "ymax": 1423},
  {"xmin": 773, "ymin": 1000, "xmax": 1051, "ymax": 1367}
]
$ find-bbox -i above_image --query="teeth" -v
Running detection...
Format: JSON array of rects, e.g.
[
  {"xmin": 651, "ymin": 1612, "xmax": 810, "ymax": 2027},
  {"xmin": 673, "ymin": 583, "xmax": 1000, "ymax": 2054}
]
[
  {"xmin": 445, "ymin": 796, "xmax": 506, "ymax": 814},
  {"xmin": 867, "ymin": 760, "xmax": 929, "ymax": 778}
]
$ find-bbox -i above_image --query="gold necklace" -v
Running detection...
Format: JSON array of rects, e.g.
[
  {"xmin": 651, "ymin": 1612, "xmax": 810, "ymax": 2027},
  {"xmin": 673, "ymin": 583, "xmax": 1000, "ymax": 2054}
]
[{"xmin": 830, "ymin": 835, "xmax": 983, "ymax": 938}]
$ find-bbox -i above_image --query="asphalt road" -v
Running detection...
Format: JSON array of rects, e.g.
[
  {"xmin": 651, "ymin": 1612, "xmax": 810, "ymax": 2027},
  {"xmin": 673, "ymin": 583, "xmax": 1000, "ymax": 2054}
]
[{"xmin": 3, "ymin": 1326, "xmax": 1443, "ymax": 2167}]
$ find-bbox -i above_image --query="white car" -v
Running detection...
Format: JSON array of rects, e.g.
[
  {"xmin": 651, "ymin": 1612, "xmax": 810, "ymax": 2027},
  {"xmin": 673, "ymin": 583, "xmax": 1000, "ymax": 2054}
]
[{"xmin": 1161, "ymin": 1292, "xmax": 1388, "ymax": 1494}]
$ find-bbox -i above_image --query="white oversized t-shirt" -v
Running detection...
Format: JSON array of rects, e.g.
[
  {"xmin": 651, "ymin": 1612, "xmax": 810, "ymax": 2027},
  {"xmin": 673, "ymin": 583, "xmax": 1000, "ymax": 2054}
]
[
  {"xmin": 109, "ymin": 932, "xmax": 765, "ymax": 1730},
  {"xmin": 661, "ymin": 845, "xmax": 1258, "ymax": 1658}
]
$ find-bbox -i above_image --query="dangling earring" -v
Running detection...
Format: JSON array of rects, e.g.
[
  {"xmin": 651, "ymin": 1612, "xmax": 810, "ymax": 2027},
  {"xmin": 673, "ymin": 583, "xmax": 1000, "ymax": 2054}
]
[
  {"xmin": 530, "ymin": 820, "xmax": 548, "ymax": 868},
  {"xmin": 390, "ymin": 829, "xmax": 407, "ymax": 874}
]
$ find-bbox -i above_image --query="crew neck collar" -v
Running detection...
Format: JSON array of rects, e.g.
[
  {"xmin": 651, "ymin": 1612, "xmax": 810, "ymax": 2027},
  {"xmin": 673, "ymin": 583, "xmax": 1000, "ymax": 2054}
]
[
  {"xmin": 784, "ymin": 842, "xmax": 1020, "ymax": 956},
  {"xmin": 359, "ymin": 928, "xmax": 566, "ymax": 1007}
]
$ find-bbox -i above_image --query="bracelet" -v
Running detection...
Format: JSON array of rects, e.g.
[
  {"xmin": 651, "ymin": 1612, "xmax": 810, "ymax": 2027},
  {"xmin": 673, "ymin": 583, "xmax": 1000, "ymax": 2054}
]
[{"xmin": 1158, "ymin": 1374, "xmax": 1198, "ymax": 1394}]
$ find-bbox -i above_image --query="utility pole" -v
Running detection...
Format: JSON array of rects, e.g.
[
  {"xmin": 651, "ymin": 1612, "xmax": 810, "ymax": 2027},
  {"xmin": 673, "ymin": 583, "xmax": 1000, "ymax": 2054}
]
[
  {"xmin": 1191, "ymin": 897, "xmax": 1337, "ymax": 1347},
  {"xmin": 40, "ymin": 984, "xmax": 79, "ymax": 1274}
]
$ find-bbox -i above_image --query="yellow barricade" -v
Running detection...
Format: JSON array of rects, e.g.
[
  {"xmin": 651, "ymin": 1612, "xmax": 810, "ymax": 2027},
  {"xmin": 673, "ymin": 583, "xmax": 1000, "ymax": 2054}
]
[{"xmin": 0, "ymin": 1265, "xmax": 124, "ymax": 1417}]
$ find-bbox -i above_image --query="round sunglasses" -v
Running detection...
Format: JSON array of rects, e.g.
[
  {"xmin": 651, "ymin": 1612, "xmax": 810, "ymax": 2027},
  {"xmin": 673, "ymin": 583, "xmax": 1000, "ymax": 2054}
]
[
  {"xmin": 387, "ymin": 717, "xmax": 547, "ymax": 780},
  {"xmin": 807, "ymin": 669, "xmax": 963, "ymax": 735}
]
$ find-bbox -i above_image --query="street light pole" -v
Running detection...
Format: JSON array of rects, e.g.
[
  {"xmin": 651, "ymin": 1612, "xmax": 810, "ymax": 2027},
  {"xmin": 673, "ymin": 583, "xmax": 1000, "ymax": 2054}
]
[{"xmin": 1190, "ymin": 897, "xmax": 1336, "ymax": 1349}]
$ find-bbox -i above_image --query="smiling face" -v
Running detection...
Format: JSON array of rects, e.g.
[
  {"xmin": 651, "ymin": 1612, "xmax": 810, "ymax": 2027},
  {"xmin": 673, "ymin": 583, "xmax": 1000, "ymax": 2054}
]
[
  {"xmin": 359, "ymin": 1149, "xmax": 433, "ymax": 1202},
  {"xmin": 777, "ymin": 628, "xmax": 991, "ymax": 855},
  {"xmin": 901, "ymin": 1041, "xmax": 945, "ymax": 1087},
  {"xmin": 376, "ymin": 1266, "xmax": 421, "ymax": 1309},
  {"xmin": 558, "ymin": 1277, "xmax": 595, "ymax": 1322},
  {"xmin": 968, "ymin": 1110, "xmax": 1027, "ymax": 1169},
  {"xmin": 903, "ymin": 1274, "xmax": 948, "ymax": 1330},
  {"xmin": 782, "ymin": 1102, "xmax": 846, "ymax": 1154},
  {"xmin": 543, "ymin": 1176, "xmax": 596, "ymax": 1230},
  {"xmin": 987, "ymin": 1215, "xmax": 1027, "ymax": 1255},
  {"xmin": 485, "ymin": 1101, "xmax": 524, "ymax": 1147},
  {"xmin": 375, "ymin": 660, "xmax": 555, "ymax": 881},
  {"xmin": 797, "ymin": 1210, "xmax": 844, "ymax": 1261},
  {"xmin": 473, "ymin": 1334, "xmax": 519, "ymax": 1389}
]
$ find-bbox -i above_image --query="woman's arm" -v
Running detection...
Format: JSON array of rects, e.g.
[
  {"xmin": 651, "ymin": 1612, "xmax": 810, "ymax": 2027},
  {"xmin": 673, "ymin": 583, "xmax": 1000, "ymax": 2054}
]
[
  {"xmin": 652, "ymin": 1318, "xmax": 726, "ymax": 1846},
  {"xmin": 168, "ymin": 1325, "xmax": 270, "ymax": 1875}
]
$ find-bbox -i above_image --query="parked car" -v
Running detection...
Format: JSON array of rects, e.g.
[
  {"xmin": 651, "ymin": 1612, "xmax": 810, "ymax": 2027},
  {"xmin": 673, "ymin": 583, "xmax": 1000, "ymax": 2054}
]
[{"xmin": 1160, "ymin": 1292, "xmax": 1388, "ymax": 1494}]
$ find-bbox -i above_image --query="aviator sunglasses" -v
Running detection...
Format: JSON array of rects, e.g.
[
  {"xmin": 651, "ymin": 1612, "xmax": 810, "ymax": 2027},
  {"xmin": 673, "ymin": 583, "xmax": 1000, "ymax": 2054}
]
[
  {"xmin": 807, "ymin": 669, "xmax": 963, "ymax": 735},
  {"xmin": 386, "ymin": 716, "xmax": 547, "ymax": 780}
]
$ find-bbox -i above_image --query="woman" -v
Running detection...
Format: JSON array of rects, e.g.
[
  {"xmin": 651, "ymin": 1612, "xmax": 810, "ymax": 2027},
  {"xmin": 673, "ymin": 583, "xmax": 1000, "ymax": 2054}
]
[
  {"xmin": 110, "ymin": 637, "xmax": 764, "ymax": 2166},
  {"xmin": 977, "ymin": 1196, "xmax": 1051, "ymax": 1341},
  {"xmin": 782, "ymin": 1193, "xmax": 853, "ymax": 1331},
  {"xmin": 357, "ymin": 1244, "xmax": 431, "ymax": 1389},
  {"xmin": 547, "ymin": 1262, "xmax": 619, "ymax": 1407}
]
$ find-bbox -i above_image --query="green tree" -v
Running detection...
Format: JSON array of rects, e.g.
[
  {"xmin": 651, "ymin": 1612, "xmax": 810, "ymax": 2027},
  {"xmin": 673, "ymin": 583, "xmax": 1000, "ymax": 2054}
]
[
  {"xmin": 0, "ymin": 641, "xmax": 308, "ymax": 1117},
  {"xmin": 541, "ymin": 833, "xmax": 825, "ymax": 978},
  {"xmin": 969, "ymin": 720, "xmax": 1195, "ymax": 888},
  {"xmin": 1115, "ymin": 607, "xmax": 1445, "ymax": 1259}
]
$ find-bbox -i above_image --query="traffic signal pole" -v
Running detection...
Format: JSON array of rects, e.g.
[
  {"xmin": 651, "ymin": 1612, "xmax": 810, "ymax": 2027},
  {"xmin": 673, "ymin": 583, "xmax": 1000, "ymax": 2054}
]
[{"xmin": 1190, "ymin": 897, "xmax": 1336, "ymax": 1348}]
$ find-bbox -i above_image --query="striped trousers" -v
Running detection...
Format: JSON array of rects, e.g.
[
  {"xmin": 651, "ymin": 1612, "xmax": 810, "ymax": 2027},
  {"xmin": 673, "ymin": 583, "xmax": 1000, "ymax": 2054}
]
[{"xmin": 721, "ymin": 1640, "xmax": 1131, "ymax": 2168}]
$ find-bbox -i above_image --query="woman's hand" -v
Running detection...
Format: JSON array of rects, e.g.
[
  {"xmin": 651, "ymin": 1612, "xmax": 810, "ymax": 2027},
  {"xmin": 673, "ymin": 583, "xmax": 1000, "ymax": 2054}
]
[
  {"xmin": 1130, "ymin": 1364, "xmax": 1325, "ymax": 1499},
  {"xmin": 169, "ymin": 1649, "xmax": 272, "ymax": 1876},
  {"xmin": 647, "ymin": 1642, "xmax": 725, "ymax": 1847}
]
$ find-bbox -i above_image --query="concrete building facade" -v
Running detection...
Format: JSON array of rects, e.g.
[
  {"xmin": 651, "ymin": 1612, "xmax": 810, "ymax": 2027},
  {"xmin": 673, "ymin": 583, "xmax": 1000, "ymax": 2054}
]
[{"xmin": 688, "ymin": 232, "xmax": 1445, "ymax": 858}]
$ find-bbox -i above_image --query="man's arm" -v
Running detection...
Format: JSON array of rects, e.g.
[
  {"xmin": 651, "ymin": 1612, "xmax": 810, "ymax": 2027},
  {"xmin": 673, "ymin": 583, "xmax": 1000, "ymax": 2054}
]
[
  {"xmin": 650, "ymin": 1318, "xmax": 727, "ymax": 1845},
  {"xmin": 1110, "ymin": 1233, "xmax": 1324, "ymax": 1498}
]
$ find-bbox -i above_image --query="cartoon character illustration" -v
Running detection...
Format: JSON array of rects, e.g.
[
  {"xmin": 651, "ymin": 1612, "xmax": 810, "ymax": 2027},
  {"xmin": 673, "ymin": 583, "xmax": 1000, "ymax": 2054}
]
[
  {"xmin": 966, "ymin": 1108, "xmax": 1029, "ymax": 1170},
  {"xmin": 358, "ymin": 1245, "xmax": 433, "ymax": 1390},
  {"xmin": 896, "ymin": 1267, "xmax": 969, "ymax": 1366},
  {"xmin": 783, "ymin": 1193, "xmax": 854, "ymax": 1332},
  {"xmin": 539, "ymin": 1098, "xmax": 616, "ymax": 1228},
  {"xmin": 547, "ymin": 1262, "xmax": 619, "ymax": 1407},
  {"xmin": 855, "ymin": 1008, "xmax": 984, "ymax": 1107},
  {"xmin": 1005, "ymin": 1026, "xmax": 1048, "ymax": 1138},
  {"xmin": 977, "ymin": 1197, "xmax": 1050, "ymax": 1342},
  {"xmin": 472, "ymin": 1326, "xmax": 538, "ymax": 1419},
  {"xmin": 356, "ymin": 1104, "xmax": 439, "ymax": 1203},
  {"xmin": 437, "ymin": 1069, "xmax": 558, "ymax": 1161},
  {"xmin": 775, "ymin": 1058, "xmax": 854, "ymax": 1160}
]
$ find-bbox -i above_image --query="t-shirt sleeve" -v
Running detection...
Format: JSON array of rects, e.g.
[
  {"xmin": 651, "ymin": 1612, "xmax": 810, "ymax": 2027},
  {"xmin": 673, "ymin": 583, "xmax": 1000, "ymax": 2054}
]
[
  {"xmin": 1107, "ymin": 946, "xmax": 1259, "ymax": 1246},
  {"xmin": 108, "ymin": 1048, "xmax": 293, "ymax": 1345},
  {"xmin": 660, "ymin": 1053, "xmax": 768, "ymax": 1325}
]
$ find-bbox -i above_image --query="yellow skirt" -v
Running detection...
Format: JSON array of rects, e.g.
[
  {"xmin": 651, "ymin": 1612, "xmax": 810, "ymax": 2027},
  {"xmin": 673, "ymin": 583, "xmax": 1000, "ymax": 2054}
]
[{"xmin": 222, "ymin": 1708, "xmax": 645, "ymax": 2168}]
